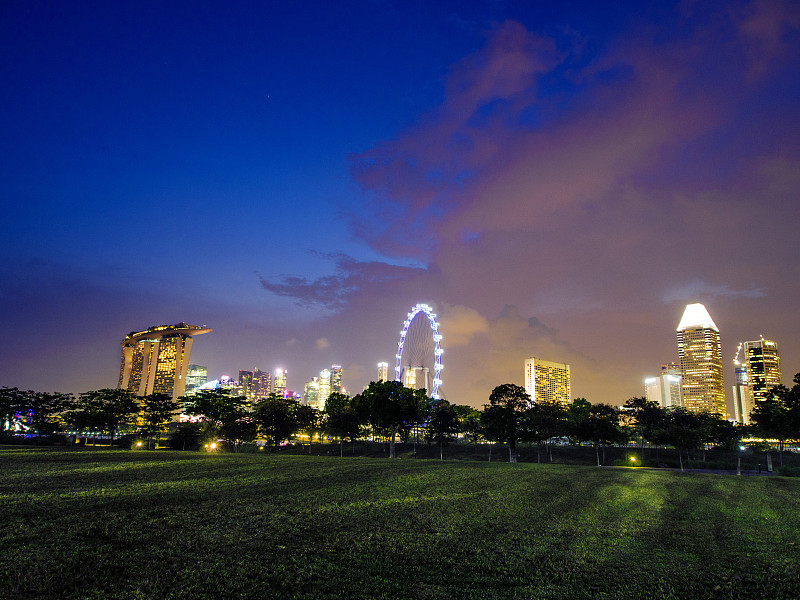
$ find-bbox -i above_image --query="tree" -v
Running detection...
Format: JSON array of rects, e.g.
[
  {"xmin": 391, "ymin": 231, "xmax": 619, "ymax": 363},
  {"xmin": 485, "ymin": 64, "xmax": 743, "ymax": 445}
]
[
  {"xmin": 566, "ymin": 398, "xmax": 592, "ymax": 444},
  {"xmin": 168, "ymin": 422, "xmax": 204, "ymax": 450},
  {"xmin": 255, "ymin": 394, "xmax": 299, "ymax": 449},
  {"xmin": 750, "ymin": 375, "xmax": 800, "ymax": 467},
  {"xmin": 522, "ymin": 400, "xmax": 568, "ymax": 463},
  {"xmin": 182, "ymin": 389, "xmax": 246, "ymax": 434},
  {"xmin": 660, "ymin": 407, "xmax": 705, "ymax": 472},
  {"xmin": 9, "ymin": 389, "xmax": 74, "ymax": 439},
  {"xmin": 139, "ymin": 393, "xmax": 180, "ymax": 449},
  {"xmin": 351, "ymin": 380, "xmax": 429, "ymax": 459},
  {"xmin": 294, "ymin": 404, "xmax": 322, "ymax": 454},
  {"xmin": 453, "ymin": 404, "xmax": 482, "ymax": 455},
  {"xmin": 74, "ymin": 389, "xmax": 139, "ymax": 444},
  {"xmin": 221, "ymin": 415, "xmax": 258, "ymax": 452},
  {"xmin": 325, "ymin": 392, "xmax": 361, "ymax": 456},
  {"xmin": 1, "ymin": 387, "xmax": 21, "ymax": 432},
  {"xmin": 623, "ymin": 397, "xmax": 668, "ymax": 459},
  {"xmin": 572, "ymin": 402, "xmax": 625, "ymax": 466},
  {"xmin": 426, "ymin": 400, "xmax": 459, "ymax": 460},
  {"xmin": 481, "ymin": 384, "xmax": 530, "ymax": 463}
]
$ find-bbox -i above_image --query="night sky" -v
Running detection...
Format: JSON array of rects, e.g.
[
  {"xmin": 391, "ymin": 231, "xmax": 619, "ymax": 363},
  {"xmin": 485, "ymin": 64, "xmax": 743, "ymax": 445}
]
[{"xmin": 2, "ymin": 1, "xmax": 799, "ymax": 410}]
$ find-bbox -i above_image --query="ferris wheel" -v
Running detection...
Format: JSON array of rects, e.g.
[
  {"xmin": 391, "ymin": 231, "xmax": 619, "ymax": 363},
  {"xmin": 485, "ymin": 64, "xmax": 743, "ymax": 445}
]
[{"xmin": 395, "ymin": 303, "xmax": 443, "ymax": 399}]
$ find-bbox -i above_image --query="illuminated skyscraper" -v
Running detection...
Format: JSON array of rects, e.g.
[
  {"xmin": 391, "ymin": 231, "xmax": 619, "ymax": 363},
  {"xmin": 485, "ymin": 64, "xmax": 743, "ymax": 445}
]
[
  {"xmin": 304, "ymin": 377, "xmax": 321, "ymax": 410},
  {"xmin": 185, "ymin": 364, "xmax": 208, "ymax": 396},
  {"xmin": 330, "ymin": 365, "xmax": 343, "ymax": 393},
  {"xmin": 239, "ymin": 370, "xmax": 255, "ymax": 405},
  {"xmin": 118, "ymin": 323, "xmax": 211, "ymax": 400},
  {"xmin": 319, "ymin": 368, "xmax": 331, "ymax": 406},
  {"xmin": 273, "ymin": 369, "xmax": 287, "ymax": 397},
  {"xmin": 731, "ymin": 364, "xmax": 753, "ymax": 425},
  {"xmin": 677, "ymin": 304, "xmax": 726, "ymax": 417},
  {"xmin": 254, "ymin": 368, "xmax": 272, "ymax": 399},
  {"xmin": 524, "ymin": 358, "xmax": 571, "ymax": 405},
  {"xmin": 644, "ymin": 364, "xmax": 682, "ymax": 409},
  {"xmin": 377, "ymin": 362, "xmax": 389, "ymax": 382},
  {"xmin": 743, "ymin": 338, "xmax": 782, "ymax": 403}
]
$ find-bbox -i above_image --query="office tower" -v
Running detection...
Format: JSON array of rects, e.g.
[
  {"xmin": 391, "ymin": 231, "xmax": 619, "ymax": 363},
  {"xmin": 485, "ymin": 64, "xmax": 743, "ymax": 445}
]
[
  {"xmin": 677, "ymin": 303, "xmax": 726, "ymax": 417},
  {"xmin": 239, "ymin": 370, "xmax": 256, "ymax": 407},
  {"xmin": 644, "ymin": 364, "xmax": 682, "ymax": 409},
  {"xmin": 185, "ymin": 364, "xmax": 208, "ymax": 396},
  {"xmin": 524, "ymin": 357, "xmax": 571, "ymax": 405},
  {"xmin": 254, "ymin": 368, "xmax": 272, "ymax": 399},
  {"xmin": 330, "ymin": 365, "xmax": 343, "ymax": 393},
  {"xmin": 319, "ymin": 368, "xmax": 331, "ymax": 406},
  {"xmin": 731, "ymin": 364, "xmax": 753, "ymax": 425},
  {"xmin": 304, "ymin": 377, "xmax": 322, "ymax": 410},
  {"xmin": 743, "ymin": 338, "xmax": 782, "ymax": 403},
  {"xmin": 273, "ymin": 369, "xmax": 287, "ymax": 397},
  {"xmin": 377, "ymin": 362, "xmax": 389, "ymax": 382},
  {"xmin": 118, "ymin": 323, "xmax": 211, "ymax": 400}
]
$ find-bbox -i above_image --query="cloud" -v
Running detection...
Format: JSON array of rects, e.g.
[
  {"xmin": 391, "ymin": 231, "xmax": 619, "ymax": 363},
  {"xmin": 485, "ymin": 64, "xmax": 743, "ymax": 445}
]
[
  {"xmin": 255, "ymin": 4, "xmax": 800, "ymax": 408},
  {"xmin": 315, "ymin": 337, "xmax": 330, "ymax": 350},
  {"xmin": 734, "ymin": 0, "xmax": 800, "ymax": 81},
  {"xmin": 661, "ymin": 281, "xmax": 767, "ymax": 303},
  {"xmin": 260, "ymin": 253, "xmax": 428, "ymax": 310},
  {"xmin": 438, "ymin": 304, "xmax": 489, "ymax": 346}
]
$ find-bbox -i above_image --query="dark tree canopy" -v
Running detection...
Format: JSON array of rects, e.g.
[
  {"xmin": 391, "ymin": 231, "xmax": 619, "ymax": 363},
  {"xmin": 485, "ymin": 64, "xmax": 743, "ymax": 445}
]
[
  {"xmin": 351, "ymin": 380, "xmax": 429, "ymax": 459},
  {"xmin": 481, "ymin": 384, "xmax": 530, "ymax": 463}
]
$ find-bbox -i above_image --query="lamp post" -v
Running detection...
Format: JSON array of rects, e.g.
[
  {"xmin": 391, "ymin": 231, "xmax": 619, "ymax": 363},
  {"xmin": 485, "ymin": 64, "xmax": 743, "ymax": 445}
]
[{"xmin": 737, "ymin": 445, "xmax": 745, "ymax": 476}]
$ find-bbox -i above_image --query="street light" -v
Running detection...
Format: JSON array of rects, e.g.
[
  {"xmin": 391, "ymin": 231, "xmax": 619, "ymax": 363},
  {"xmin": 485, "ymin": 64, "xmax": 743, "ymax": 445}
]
[{"xmin": 737, "ymin": 445, "xmax": 745, "ymax": 476}]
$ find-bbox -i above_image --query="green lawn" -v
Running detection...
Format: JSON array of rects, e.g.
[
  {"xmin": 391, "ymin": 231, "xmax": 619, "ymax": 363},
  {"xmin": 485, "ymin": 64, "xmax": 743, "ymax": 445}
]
[{"xmin": 1, "ymin": 448, "xmax": 798, "ymax": 599}]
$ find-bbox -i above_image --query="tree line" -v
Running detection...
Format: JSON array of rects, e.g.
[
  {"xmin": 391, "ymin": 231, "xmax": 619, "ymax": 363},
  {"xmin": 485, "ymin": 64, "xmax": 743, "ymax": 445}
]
[{"xmin": 2, "ymin": 374, "xmax": 799, "ymax": 466}]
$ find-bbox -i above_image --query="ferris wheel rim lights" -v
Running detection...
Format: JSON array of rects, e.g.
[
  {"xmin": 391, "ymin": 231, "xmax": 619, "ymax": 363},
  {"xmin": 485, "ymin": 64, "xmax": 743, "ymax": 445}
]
[{"xmin": 395, "ymin": 303, "xmax": 443, "ymax": 399}]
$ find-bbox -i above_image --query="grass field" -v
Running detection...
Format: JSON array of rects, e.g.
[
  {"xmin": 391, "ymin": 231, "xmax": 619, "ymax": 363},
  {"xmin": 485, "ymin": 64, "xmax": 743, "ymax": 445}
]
[{"xmin": 1, "ymin": 448, "xmax": 799, "ymax": 599}]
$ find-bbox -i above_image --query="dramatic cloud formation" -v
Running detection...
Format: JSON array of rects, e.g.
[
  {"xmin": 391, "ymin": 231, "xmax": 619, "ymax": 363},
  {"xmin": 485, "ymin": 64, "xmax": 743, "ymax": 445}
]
[
  {"xmin": 2, "ymin": 2, "xmax": 798, "ymax": 409},
  {"xmin": 272, "ymin": 3, "xmax": 800, "ymax": 406}
]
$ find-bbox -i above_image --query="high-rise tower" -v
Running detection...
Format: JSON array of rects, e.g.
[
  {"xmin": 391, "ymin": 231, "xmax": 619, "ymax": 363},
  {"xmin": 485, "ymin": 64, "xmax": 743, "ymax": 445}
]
[
  {"xmin": 273, "ymin": 369, "xmax": 287, "ymax": 397},
  {"xmin": 330, "ymin": 365, "xmax": 343, "ymax": 393},
  {"xmin": 185, "ymin": 364, "xmax": 208, "ymax": 396},
  {"xmin": 644, "ymin": 364, "xmax": 682, "ymax": 409},
  {"xmin": 676, "ymin": 304, "xmax": 726, "ymax": 417},
  {"xmin": 118, "ymin": 323, "xmax": 211, "ymax": 400},
  {"xmin": 524, "ymin": 357, "xmax": 571, "ymax": 405},
  {"xmin": 319, "ymin": 368, "xmax": 332, "ymax": 406},
  {"xmin": 743, "ymin": 338, "xmax": 782, "ymax": 403},
  {"xmin": 239, "ymin": 370, "xmax": 255, "ymax": 405},
  {"xmin": 253, "ymin": 368, "xmax": 272, "ymax": 399},
  {"xmin": 377, "ymin": 362, "xmax": 389, "ymax": 382}
]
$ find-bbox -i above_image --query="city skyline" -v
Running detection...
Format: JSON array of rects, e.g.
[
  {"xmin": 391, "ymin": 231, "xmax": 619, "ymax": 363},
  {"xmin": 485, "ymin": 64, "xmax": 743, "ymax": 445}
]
[{"xmin": 2, "ymin": 2, "xmax": 799, "ymax": 408}]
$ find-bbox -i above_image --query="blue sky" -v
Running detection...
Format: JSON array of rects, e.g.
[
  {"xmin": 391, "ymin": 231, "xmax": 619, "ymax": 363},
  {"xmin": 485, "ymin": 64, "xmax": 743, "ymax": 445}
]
[{"xmin": 2, "ymin": 1, "xmax": 799, "ymax": 408}]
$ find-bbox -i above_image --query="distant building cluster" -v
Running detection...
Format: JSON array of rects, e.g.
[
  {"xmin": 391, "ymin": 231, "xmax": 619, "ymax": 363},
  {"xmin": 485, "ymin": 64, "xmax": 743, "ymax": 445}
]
[{"xmin": 642, "ymin": 303, "xmax": 782, "ymax": 423}]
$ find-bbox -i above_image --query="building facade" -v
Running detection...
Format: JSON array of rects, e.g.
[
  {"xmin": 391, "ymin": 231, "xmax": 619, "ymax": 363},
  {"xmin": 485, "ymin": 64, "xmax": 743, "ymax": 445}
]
[
  {"xmin": 524, "ymin": 357, "xmax": 571, "ymax": 405},
  {"xmin": 330, "ymin": 365, "xmax": 343, "ymax": 394},
  {"xmin": 273, "ymin": 369, "xmax": 287, "ymax": 397},
  {"xmin": 676, "ymin": 304, "xmax": 726, "ymax": 417},
  {"xmin": 185, "ymin": 364, "xmax": 208, "ymax": 396},
  {"xmin": 377, "ymin": 362, "xmax": 389, "ymax": 382},
  {"xmin": 239, "ymin": 370, "xmax": 255, "ymax": 404},
  {"xmin": 644, "ymin": 364, "xmax": 682, "ymax": 409},
  {"xmin": 118, "ymin": 323, "xmax": 211, "ymax": 400},
  {"xmin": 743, "ymin": 338, "xmax": 782, "ymax": 403},
  {"xmin": 731, "ymin": 365, "xmax": 754, "ymax": 425},
  {"xmin": 253, "ymin": 368, "xmax": 272, "ymax": 399},
  {"xmin": 304, "ymin": 377, "xmax": 321, "ymax": 410}
]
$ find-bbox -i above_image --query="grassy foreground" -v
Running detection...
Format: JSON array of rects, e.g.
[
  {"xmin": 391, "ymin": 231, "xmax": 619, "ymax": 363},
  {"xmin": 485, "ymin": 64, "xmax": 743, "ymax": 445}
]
[{"xmin": 1, "ymin": 449, "xmax": 798, "ymax": 599}]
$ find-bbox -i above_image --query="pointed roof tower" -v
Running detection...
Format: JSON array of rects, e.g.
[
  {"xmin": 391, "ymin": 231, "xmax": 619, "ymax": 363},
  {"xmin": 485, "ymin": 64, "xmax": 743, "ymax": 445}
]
[{"xmin": 677, "ymin": 303, "xmax": 718, "ymax": 332}]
